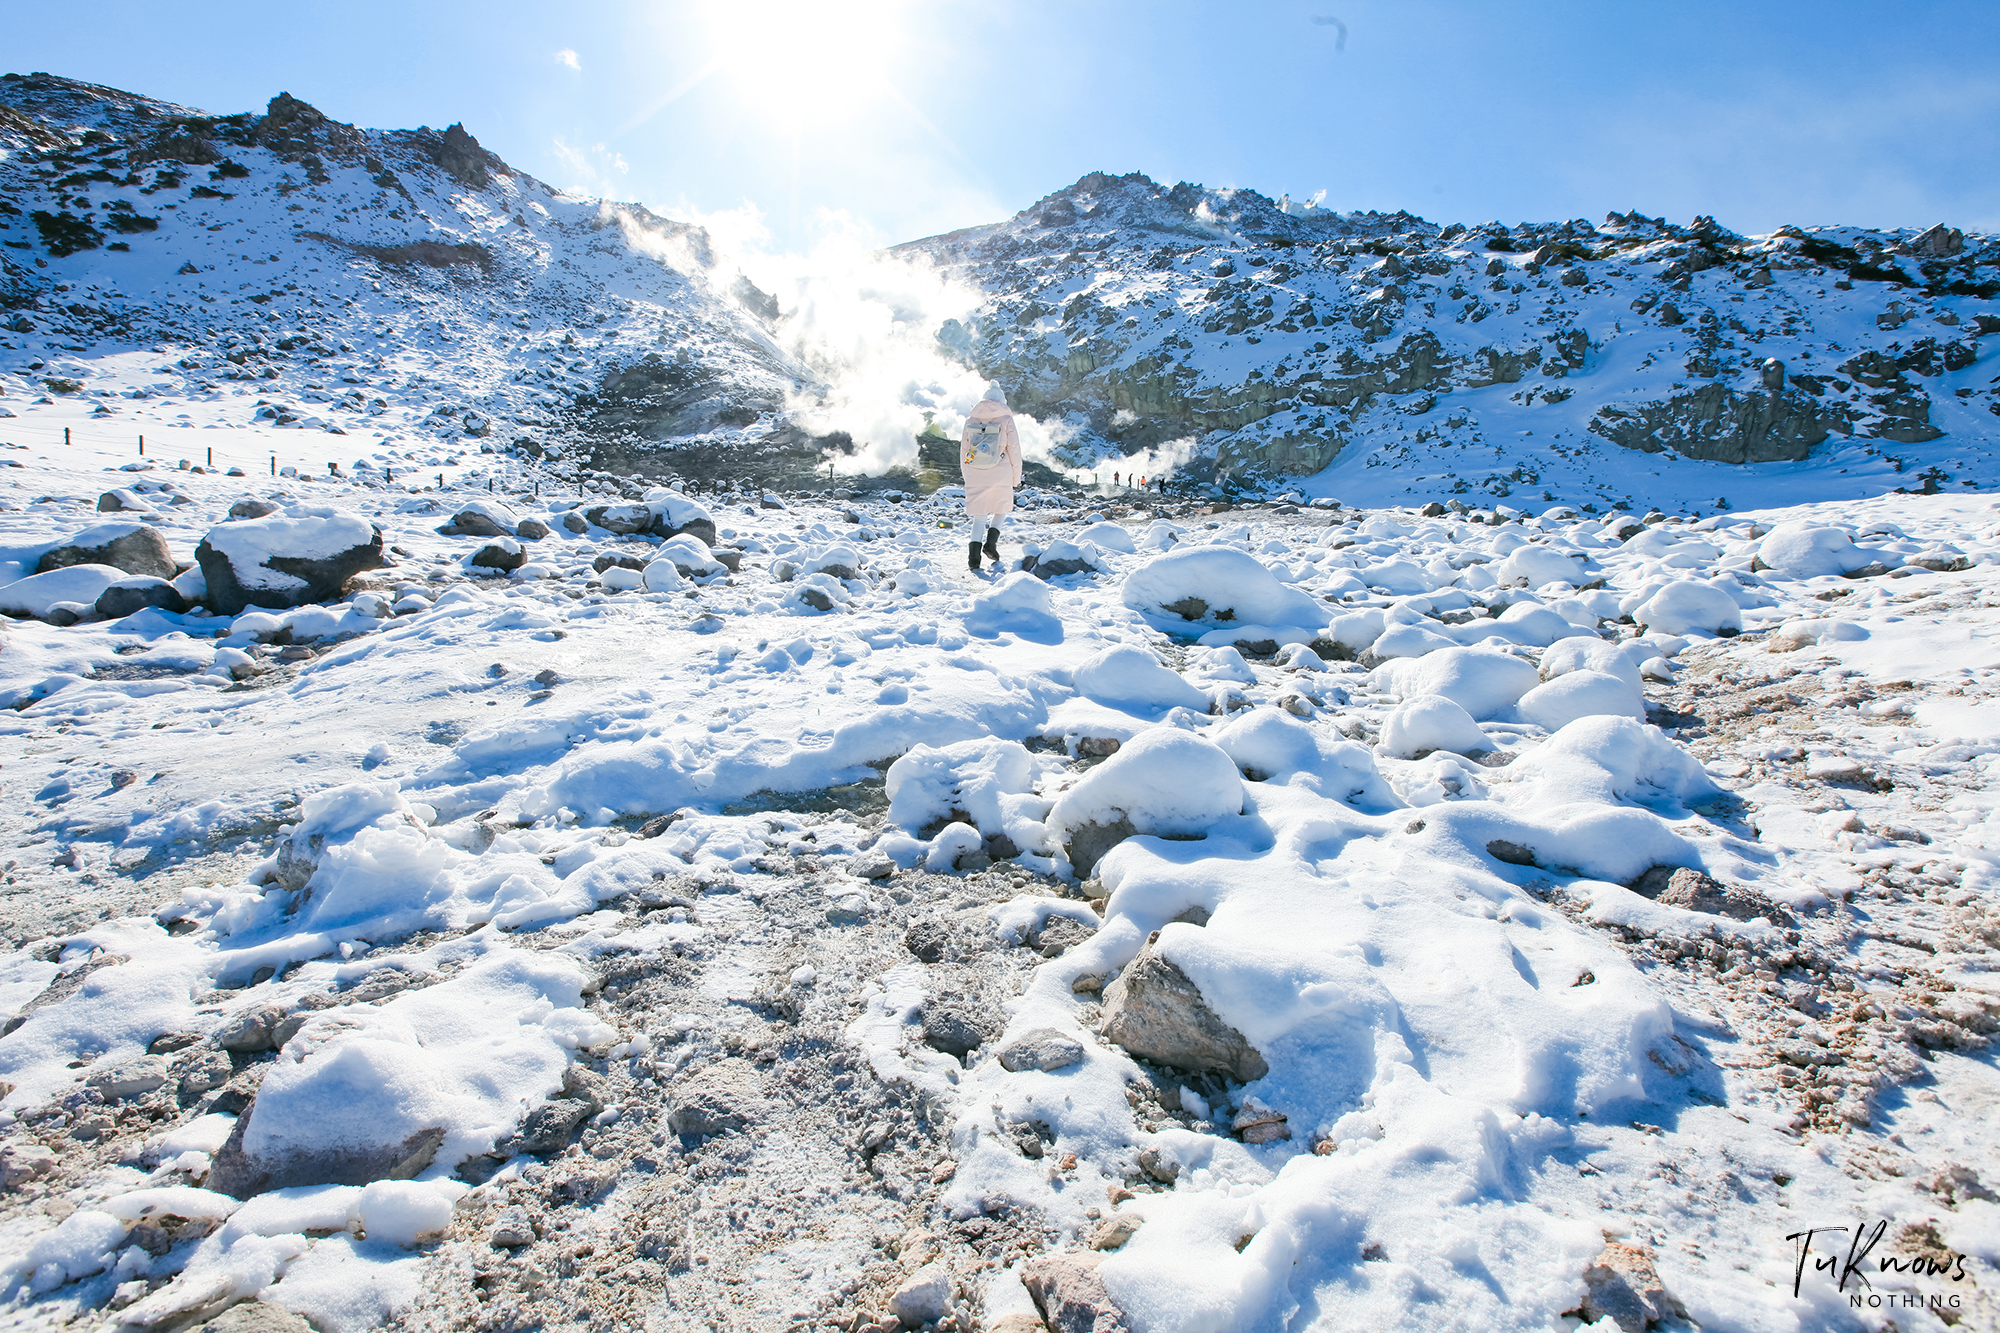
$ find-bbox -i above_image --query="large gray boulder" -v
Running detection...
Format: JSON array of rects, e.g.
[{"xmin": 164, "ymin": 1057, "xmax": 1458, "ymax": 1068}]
[
  {"xmin": 446, "ymin": 500, "xmax": 517, "ymax": 537},
  {"xmin": 36, "ymin": 522, "xmax": 177, "ymax": 580},
  {"xmin": 96, "ymin": 575, "xmax": 190, "ymax": 618},
  {"xmin": 581, "ymin": 496, "xmax": 718, "ymax": 546},
  {"xmin": 1100, "ymin": 935, "xmax": 1267, "ymax": 1082},
  {"xmin": 195, "ymin": 510, "xmax": 384, "ymax": 615}
]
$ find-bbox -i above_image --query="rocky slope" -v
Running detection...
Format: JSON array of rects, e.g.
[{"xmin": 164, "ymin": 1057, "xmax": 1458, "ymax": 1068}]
[
  {"xmin": 0, "ymin": 73, "xmax": 822, "ymax": 486},
  {"xmin": 894, "ymin": 171, "xmax": 2000, "ymax": 505}
]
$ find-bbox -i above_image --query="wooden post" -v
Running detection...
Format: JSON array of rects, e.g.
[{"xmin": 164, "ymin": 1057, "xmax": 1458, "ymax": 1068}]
[{"xmin": 138, "ymin": 435, "xmax": 144, "ymax": 456}]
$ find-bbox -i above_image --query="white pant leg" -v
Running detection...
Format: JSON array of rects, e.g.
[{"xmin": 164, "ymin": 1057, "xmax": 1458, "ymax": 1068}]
[{"xmin": 969, "ymin": 511, "xmax": 1002, "ymax": 534}]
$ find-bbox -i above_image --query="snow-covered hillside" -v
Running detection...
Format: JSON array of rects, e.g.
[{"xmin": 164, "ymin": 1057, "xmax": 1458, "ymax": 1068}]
[
  {"xmin": 895, "ymin": 172, "xmax": 2000, "ymax": 512},
  {"xmin": 0, "ymin": 73, "xmax": 817, "ymax": 491}
]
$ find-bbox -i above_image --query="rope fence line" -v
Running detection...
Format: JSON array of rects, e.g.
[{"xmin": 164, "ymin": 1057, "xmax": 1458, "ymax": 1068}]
[
  {"xmin": 0, "ymin": 417, "xmax": 591, "ymax": 500},
  {"xmin": 0, "ymin": 419, "xmax": 1191, "ymax": 509}
]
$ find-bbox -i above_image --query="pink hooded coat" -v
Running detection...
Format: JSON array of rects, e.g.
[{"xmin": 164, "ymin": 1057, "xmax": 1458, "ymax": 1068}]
[{"xmin": 960, "ymin": 398, "xmax": 1023, "ymax": 516}]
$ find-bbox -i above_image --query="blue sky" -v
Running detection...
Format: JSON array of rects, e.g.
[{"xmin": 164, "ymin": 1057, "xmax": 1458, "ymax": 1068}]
[{"xmin": 12, "ymin": 1, "xmax": 2000, "ymax": 251}]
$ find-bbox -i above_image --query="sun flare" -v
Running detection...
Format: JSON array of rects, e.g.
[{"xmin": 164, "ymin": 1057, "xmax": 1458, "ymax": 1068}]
[{"xmin": 701, "ymin": 0, "xmax": 910, "ymax": 129}]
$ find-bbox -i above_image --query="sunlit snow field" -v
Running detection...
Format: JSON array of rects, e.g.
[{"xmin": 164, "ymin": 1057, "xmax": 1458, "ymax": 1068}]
[{"xmin": 0, "ymin": 403, "xmax": 1992, "ymax": 1333}]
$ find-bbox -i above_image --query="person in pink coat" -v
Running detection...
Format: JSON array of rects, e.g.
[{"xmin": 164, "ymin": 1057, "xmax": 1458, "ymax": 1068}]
[{"xmin": 960, "ymin": 385, "xmax": 1023, "ymax": 572}]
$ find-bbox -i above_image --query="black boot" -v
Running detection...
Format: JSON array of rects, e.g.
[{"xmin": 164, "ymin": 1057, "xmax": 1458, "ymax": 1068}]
[
  {"xmin": 967, "ymin": 540, "xmax": 983, "ymax": 572},
  {"xmin": 983, "ymin": 527, "xmax": 1000, "ymax": 562}
]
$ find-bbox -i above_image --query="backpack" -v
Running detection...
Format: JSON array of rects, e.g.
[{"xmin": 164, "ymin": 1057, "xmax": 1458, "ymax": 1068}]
[{"xmin": 962, "ymin": 418, "xmax": 1005, "ymax": 469}]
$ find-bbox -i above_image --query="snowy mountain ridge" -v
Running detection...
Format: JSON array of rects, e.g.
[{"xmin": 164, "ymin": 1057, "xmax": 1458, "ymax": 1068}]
[
  {"xmin": 896, "ymin": 170, "xmax": 2000, "ymax": 510},
  {"xmin": 0, "ymin": 72, "xmax": 811, "ymax": 488},
  {"xmin": 4, "ymin": 73, "xmax": 1998, "ymax": 513}
]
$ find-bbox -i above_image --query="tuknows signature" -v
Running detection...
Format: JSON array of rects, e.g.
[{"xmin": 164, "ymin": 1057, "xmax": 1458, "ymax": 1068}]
[{"xmin": 1788, "ymin": 1221, "xmax": 1970, "ymax": 1300}]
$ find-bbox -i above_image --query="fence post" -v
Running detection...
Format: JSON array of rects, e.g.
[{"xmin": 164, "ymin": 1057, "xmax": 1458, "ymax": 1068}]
[
  {"xmin": 64, "ymin": 428, "xmax": 70, "ymax": 446},
  {"xmin": 138, "ymin": 435, "xmax": 144, "ymax": 456},
  {"xmin": 207, "ymin": 447, "xmax": 212, "ymax": 467}
]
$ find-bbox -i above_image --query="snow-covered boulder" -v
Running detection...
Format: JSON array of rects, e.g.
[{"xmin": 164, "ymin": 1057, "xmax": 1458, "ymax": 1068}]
[
  {"xmin": 1359, "ymin": 560, "xmax": 1434, "ymax": 595},
  {"xmin": 965, "ymin": 572, "xmax": 1061, "ymax": 639},
  {"xmin": 447, "ymin": 500, "xmax": 517, "ymax": 537},
  {"xmin": 1046, "ymin": 728, "xmax": 1244, "ymax": 874},
  {"xmin": 1632, "ymin": 581, "xmax": 1741, "ymax": 637},
  {"xmin": 1372, "ymin": 646, "xmax": 1541, "ymax": 719},
  {"xmin": 1210, "ymin": 708, "xmax": 1398, "ymax": 806},
  {"xmin": 1076, "ymin": 521, "xmax": 1138, "ymax": 554},
  {"xmin": 1539, "ymin": 636, "xmax": 1644, "ymax": 691},
  {"xmin": 1325, "ymin": 607, "xmax": 1388, "ymax": 657},
  {"xmin": 1380, "ymin": 694, "xmax": 1491, "ymax": 759},
  {"xmin": 801, "ymin": 546, "xmax": 862, "ymax": 581},
  {"xmin": 95, "ymin": 575, "xmax": 190, "ymax": 619},
  {"xmin": 1755, "ymin": 523, "xmax": 1873, "ymax": 579},
  {"xmin": 646, "ymin": 492, "xmax": 718, "ymax": 546},
  {"xmin": 1031, "ymin": 539, "xmax": 1109, "ymax": 580},
  {"xmin": 1100, "ymin": 930, "xmax": 1268, "ymax": 1082},
  {"xmin": 35, "ymin": 522, "xmax": 176, "ymax": 580},
  {"xmin": 583, "ymin": 502, "xmax": 653, "ymax": 535},
  {"xmin": 95, "ymin": 488, "xmax": 153, "ymax": 514},
  {"xmin": 1072, "ymin": 644, "xmax": 1209, "ymax": 714},
  {"xmin": 1122, "ymin": 546, "xmax": 1326, "ymax": 630},
  {"xmin": 641, "ymin": 559, "xmax": 687, "ymax": 593},
  {"xmin": 0, "ymin": 564, "xmax": 124, "ymax": 622},
  {"xmin": 196, "ymin": 509, "xmax": 385, "ymax": 615},
  {"xmin": 659, "ymin": 535, "xmax": 726, "ymax": 578},
  {"xmin": 886, "ymin": 737, "xmax": 1048, "ymax": 856},
  {"xmin": 1369, "ymin": 621, "xmax": 1460, "ymax": 660},
  {"xmin": 1515, "ymin": 670, "xmax": 1646, "ymax": 731},
  {"xmin": 1490, "ymin": 601, "xmax": 1591, "ymax": 647},
  {"xmin": 1493, "ymin": 544, "xmax": 1585, "ymax": 588},
  {"xmin": 468, "ymin": 538, "xmax": 525, "ymax": 573},
  {"xmin": 1765, "ymin": 617, "xmax": 1867, "ymax": 652},
  {"xmin": 1506, "ymin": 715, "xmax": 1718, "ymax": 810},
  {"xmin": 208, "ymin": 952, "xmax": 588, "ymax": 1198}
]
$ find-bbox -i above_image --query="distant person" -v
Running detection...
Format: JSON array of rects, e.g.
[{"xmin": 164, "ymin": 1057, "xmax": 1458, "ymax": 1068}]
[
  {"xmin": 1113, "ymin": 471, "xmax": 1121, "ymax": 488},
  {"xmin": 961, "ymin": 385, "xmax": 1022, "ymax": 572}
]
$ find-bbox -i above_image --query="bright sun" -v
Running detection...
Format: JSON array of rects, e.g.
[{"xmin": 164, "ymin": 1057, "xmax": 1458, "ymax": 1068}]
[{"xmin": 701, "ymin": 0, "xmax": 911, "ymax": 130}]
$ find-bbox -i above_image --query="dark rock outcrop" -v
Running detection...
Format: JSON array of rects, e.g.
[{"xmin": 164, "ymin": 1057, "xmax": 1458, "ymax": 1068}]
[{"xmin": 1589, "ymin": 383, "xmax": 1839, "ymax": 463}]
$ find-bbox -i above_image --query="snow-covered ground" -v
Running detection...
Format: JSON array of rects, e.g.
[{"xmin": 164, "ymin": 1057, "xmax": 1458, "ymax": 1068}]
[
  {"xmin": 1, "ymin": 65, "xmax": 1998, "ymax": 1333},
  {"xmin": 0, "ymin": 407, "xmax": 1993, "ymax": 1333}
]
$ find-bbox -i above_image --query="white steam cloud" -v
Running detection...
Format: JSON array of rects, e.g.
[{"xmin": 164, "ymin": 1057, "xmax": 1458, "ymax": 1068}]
[
  {"xmin": 555, "ymin": 49, "xmax": 582, "ymax": 71},
  {"xmin": 663, "ymin": 201, "xmax": 1076, "ymax": 477}
]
